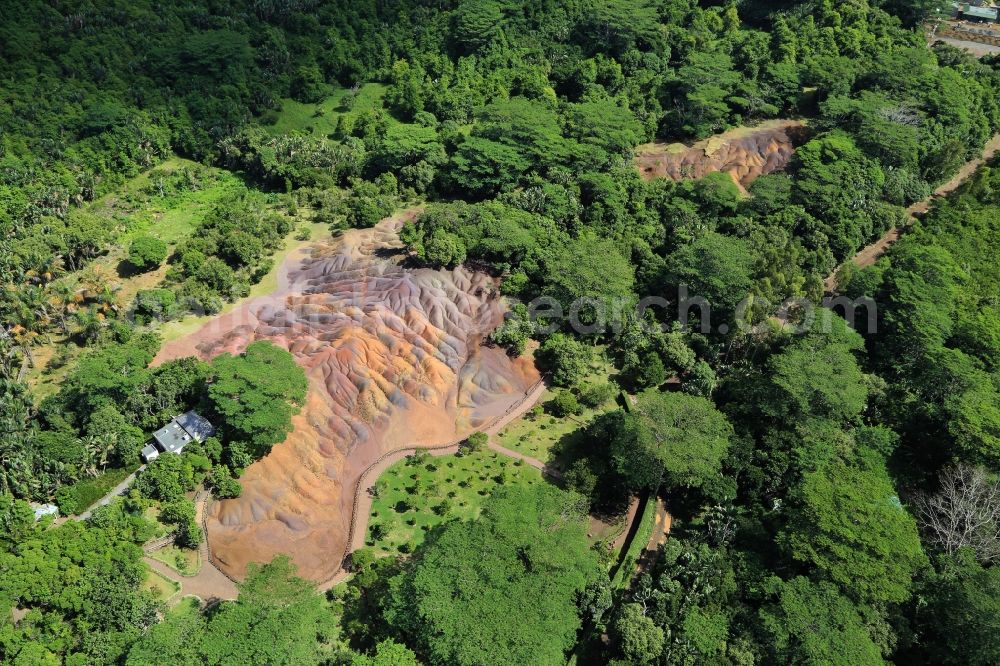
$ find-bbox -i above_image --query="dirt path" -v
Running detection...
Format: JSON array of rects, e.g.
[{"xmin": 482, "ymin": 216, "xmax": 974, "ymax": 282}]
[
  {"xmin": 142, "ymin": 488, "xmax": 239, "ymax": 606},
  {"xmin": 486, "ymin": 440, "xmax": 563, "ymax": 479},
  {"xmin": 144, "ymin": 555, "xmax": 238, "ymax": 605},
  {"xmin": 609, "ymin": 495, "xmax": 642, "ymax": 553},
  {"xmin": 825, "ymin": 134, "xmax": 1000, "ymax": 292},
  {"xmin": 74, "ymin": 465, "xmax": 145, "ymax": 521},
  {"xmin": 634, "ymin": 499, "xmax": 672, "ymax": 576},
  {"xmin": 315, "ymin": 379, "xmax": 549, "ymax": 592}
]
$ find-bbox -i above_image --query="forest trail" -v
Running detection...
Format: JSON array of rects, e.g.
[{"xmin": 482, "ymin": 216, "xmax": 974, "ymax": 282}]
[
  {"xmin": 825, "ymin": 133, "xmax": 1000, "ymax": 292},
  {"xmin": 74, "ymin": 465, "xmax": 145, "ymax": 521},
  {"xmin": 609, "ymin": 495, "xmax": 643, "ymax": 554},
  {"xmin": 634, "ymin": 499, "xmax": 672, "ymax": 576}
]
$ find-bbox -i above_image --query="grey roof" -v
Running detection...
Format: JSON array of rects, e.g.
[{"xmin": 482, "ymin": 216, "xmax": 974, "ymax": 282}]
[
  {"xmin": 151, "ymin": 411, "xmax": 215, "ymax": 455},
  {"xmin": 153, "ymin": 421, "xmax": 192, "ymax": 454},
  {"xmin": 32, "ymin": 504, "xmax": 58, "ymax": 521},
  {"xmin": 964, "ymin": 4, "xmax": 999, "ymax": 18},
  {"xmin": 175, "ymin": 411, "xmax": 215, "ymax": 442},
  {"xmin": 140, "ymin": 443, "xmax": 160, "ymax": 462}
]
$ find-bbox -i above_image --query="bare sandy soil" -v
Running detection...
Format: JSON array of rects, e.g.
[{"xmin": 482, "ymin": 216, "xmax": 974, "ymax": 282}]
[
  {"xmin": 635, "ymin": 119, "xmax": 808, "ymax": 189},
  {"xmin": 155, "ymin": 211, "xmax": 539, "ymax": 582}
]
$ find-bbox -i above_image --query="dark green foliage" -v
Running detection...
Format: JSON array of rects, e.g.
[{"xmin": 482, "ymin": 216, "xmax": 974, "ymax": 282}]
[
  {"xmin": 611, "ymin": 390, "xmax": 733, "ymax": 492},
  {"xmin": 206, "ymin": 341, "xmax": 308, "ymax": 457},
  {"xmin": 208, "ymin": 464, "xmax": 242, "ymax": 500},
  {"xmin": 663, "ymin": 232, "xmax": 755, "ymax": 331},
  {"xmin": 126, "ymin": 556, "xmax": 337, "ymax": 665},
  {"xmin": 542, "ymin": 235, "xmax": 635, "ymax": 331},
  {"xmin": 759, "ymin": 577, "xmax": 885, "ymax": 665},
  {"xmin": 134, "ymin": 454, "xmax": 206, "ymax": 503},
  {"xmin": 488, "ymin": 303, "xmax": 534, "ymax": 356},
  {"xmin": 919, "ymin": 551, "xmax": 1000, "ymax": 666},
  {"xmin": 133, "ymin": 288, "xmax": 177, "ymax": 324},
  {"xmin": 791, "ymin": 132, "xmax": 890, "ymax": 259},
  {"xmin": 128, "ymin": 236, "xmax": 168, "ymax": 272},
  {"xmin": 4, "ymin": 0, "xmax": 1000, "ymax": 662},
  {"xmin": 168, "ymin": 193, "xmax": 290, "ymax": 308},
  {"xmin": 537, "ymin": 334, "xmax": 592, "ymax": 388},
  {"xmin": 780, "ymin": 452, "xmax": 927, "ymax": 605},
  {"xmin": 0, "ymin": 497, "xmax": 158, "ymax": 664},
  {"xmin": 549, "ymin": 390, "xmax": 582, "ymax": 417},
  {"xmin": 465, "ymin": 431, "xmax": 488, "ymax": 452},
  {"xmin": 385, "ymin": 485, "xmax": 599, "ymax": 665}
]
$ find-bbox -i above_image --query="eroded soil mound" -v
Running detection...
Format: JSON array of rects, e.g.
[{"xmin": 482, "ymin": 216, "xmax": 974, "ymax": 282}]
[
  {"xmin": 155, "ymin": 212, "xmax": 539, "ymax": 581},
  {"xmin": 635, "ymin": 119, "xmax": 807, "ymax": 188}
]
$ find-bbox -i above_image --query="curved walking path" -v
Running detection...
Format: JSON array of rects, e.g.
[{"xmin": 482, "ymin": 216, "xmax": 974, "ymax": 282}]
[
  {"xmin": 487, "ymin": 440, "xmax": 563, "ymax": 479},
  {"xmin": 312, "ymin": 379, "xmax": 547, "ymax": 592},
  {"xmin": 342, "ymin": 381, "xmax": 548, "ymax": 552},
  {"xmin": 825, "ymin": 134, "xmax": 1000, "ymax": 292},
  {"xmin": 142, "ymin": 489, "xmax": 239, "ymax": 605},
  {"xmin": 144, "ymin": 554, "xmax": 238, "ymax": 605},
  {"xmin": 610, "ymin": 495, "xmax": 642, "ymax": 553}
]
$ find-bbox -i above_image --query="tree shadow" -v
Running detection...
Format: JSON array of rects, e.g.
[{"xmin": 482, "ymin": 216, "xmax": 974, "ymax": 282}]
[{"xmin": 115, "ymin": 258, "xmax": 148, "ymax": 279}]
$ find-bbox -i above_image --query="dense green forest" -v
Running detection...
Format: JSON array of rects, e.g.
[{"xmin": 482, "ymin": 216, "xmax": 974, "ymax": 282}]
[{"xmin": 3, "ymin": 0, "xmax": 1000, "ymax": 663}]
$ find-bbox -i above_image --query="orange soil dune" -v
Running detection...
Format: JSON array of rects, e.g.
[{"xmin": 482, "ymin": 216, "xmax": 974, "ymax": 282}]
[
  {"xmin": 154, "ymin": 212, "xmax": 539, "ymax": 582},
  {"xmin": 635, "ymin": 119, "xmax": 808, "ymax": 188}
]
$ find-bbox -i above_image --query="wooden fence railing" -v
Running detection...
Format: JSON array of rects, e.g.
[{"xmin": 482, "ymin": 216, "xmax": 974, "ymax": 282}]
[{"xmin": 197, "ymin": 378, "xmax": 545, "ymax": 591}]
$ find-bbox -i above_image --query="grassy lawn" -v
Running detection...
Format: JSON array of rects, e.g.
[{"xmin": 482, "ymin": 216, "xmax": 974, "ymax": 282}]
[
  {"xmin": 122, "ymin": 160, "xmax": 245, "ymax": 247},
  {"xmin": 143, "ymin": 506, "xmax": 172, "ymax": 539},
  {"xmin": 66, "ymin": 466, "xmax": 136, "ymax": 515},
  {"xmin": 148, "ymin": 544, "xmax": 202, "ymax": 576},
  {"xmin": 496, "ymin": 348, "xmax": 619, "ymax": 465},
  {"xmin": 265, "ymin": 84, "xmax": 389, "ymax": 137},
  {"xmin": 83, "ymin": 156, "xmax": 244, "ymax": 253},
  {"xmin": 166, "ymin": 595, "xmax": 201, "ymax": 618},
  {"xmin": 143, "ymin": 569, "xmax": 180, "ymax": 604},
  {"xmin": 366, "ymin": 449, "xmax": 543, "ymax": 555}
]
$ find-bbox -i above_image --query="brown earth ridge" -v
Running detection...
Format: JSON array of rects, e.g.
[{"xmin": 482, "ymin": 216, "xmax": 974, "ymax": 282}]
[
  {"xmin": 154, "ymin": 211, "xmax": 539, "ymax": 582},
  {"xmin": 635, "ymin": 119, "xmax": 808, "ymax": 188}
]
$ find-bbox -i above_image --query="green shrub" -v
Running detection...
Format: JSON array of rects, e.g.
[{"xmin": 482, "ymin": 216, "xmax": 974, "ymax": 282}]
[
  {"xmin": 579, "ymin": 382, "xmax": 616, "ymax": 408},
  {"xmin": 128, "ymin": 235, "xmax": 168, "ymax": 271},
  {"xmin": 548, "ymin": 390, "xmax": 582, "ymax": 417},
  {"xmin": 466, "ymin": 431, "xmax": 488, "ymax": 452}
]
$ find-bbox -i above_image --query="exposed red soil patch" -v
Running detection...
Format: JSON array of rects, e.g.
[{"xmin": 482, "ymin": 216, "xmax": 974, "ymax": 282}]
[
  {"xmin": 154, "ymin": 211, "xmax": 539, "ymax": 582},
  {"xmin": 635, "ymin": 119, "xmax": 808, "ymax": 189}
]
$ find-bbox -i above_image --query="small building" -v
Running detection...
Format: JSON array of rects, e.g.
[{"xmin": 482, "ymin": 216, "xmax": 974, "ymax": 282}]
[
  {"xmin": 31, "ymin": 503, "xmax": 59, "ymax": 521},
  {"xmin": 140, "ymin": 411, "xmax": 215, "ymax": 463},
  {"xmin": 959, "ymin": 3, "xmax": 1000, "ymax": 22}
]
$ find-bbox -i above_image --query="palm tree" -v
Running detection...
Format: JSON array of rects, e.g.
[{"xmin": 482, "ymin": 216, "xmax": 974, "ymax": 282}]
[
  {"xmin": 75, "ymin": 306, "xmax": 107, "ymax": 345},
  {"xmin": 92, "ymin": 284, "xmax": 121, "ymax": 315},
  {"xmin": 80, "ymin": 433, "xmax": 116, "ymax": 478},
  {"xmin": 48, "ymin": 279, "xmax": 80, "ymax": 334},
  {"xmin": 80, "ymin": 266, "xmax": 122, "ymax": 315},
  {"xmin": 6, "ymin": 285, "xmax": 52, "ymax": 335},
  {"xmin": 26, "ymin": 253, "xmax": 66, "ymax": 285},
  {"xmin": 0, "ymin": 331, "xmax": 24, "ymax": 381},
  {"xmin": 0, "ymin": 380, "xmax": 36, "ymax": 496}
]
